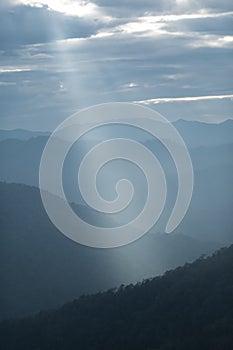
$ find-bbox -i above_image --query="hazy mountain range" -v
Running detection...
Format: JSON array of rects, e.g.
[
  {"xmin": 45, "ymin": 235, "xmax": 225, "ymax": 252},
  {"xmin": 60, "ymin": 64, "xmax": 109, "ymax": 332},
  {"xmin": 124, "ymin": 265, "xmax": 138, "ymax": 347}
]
[
  {"xmin": 0, "ymin": 120, "xmax": 232, "ymax": 241},
  {"xmin": 0, "ymin": 120, "xmax": 232, "ymax": 320}
]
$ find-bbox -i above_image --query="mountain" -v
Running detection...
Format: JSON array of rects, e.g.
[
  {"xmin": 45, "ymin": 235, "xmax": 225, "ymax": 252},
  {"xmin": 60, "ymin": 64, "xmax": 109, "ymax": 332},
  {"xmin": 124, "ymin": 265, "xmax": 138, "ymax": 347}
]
[
  {"xmin": 0, "ymin": 136, "xmax": 47, "ymax": 186},
  {"xmin": 1, "ymin": 244, "xmax": 233, "ymax": 350},
  {"xmin": 0, "ymin": 137, "xmax": 232, "ymax": 243},
  {"xmin": 0, "ymin": 120, "xmax": 232, "ymax": 320},
  {"xmin": 174, "ymin": 119, "xmax": 233, "ymax": 148},
  {"xmin": 0, "ymin": 129, "xmax": 49, "ymax": 141},
  {"xmin": 1, "ymin": 120, "xmax": 233, "ymax": 193},
  {"xmin": 0, "ymin": 182, "xmax": 220, "ymax": 320},
  {"xmin": 1, "ymin": 119, "xmax": 233, "ymax": 146}
]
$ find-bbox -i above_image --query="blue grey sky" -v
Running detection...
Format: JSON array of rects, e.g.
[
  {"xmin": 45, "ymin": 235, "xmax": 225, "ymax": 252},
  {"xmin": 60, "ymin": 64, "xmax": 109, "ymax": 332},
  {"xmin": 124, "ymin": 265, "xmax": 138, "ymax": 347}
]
[{"xmin": 0, "ymin": 0, "xmax": 232, "ymax": 130}]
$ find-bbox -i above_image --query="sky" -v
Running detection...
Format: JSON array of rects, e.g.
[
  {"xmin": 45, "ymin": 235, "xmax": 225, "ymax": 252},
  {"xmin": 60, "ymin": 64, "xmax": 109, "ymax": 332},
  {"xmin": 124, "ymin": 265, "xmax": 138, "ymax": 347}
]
[{"xmin": 0, "ymin": 0, "xmax": 232, "ymax": 130}]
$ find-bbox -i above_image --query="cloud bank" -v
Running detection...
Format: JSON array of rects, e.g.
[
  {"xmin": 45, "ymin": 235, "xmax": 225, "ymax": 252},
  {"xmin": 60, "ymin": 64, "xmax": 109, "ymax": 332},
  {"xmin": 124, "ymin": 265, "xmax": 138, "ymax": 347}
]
[{"xmin": 0, "ymin": 0, "xmax": 232, "ymax": 129}]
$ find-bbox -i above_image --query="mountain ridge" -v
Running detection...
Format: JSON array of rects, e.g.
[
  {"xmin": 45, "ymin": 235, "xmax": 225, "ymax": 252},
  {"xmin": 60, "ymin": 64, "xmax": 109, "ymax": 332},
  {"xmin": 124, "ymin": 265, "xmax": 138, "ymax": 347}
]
[
  {"xmin": 0, "ymin": 181, "xmax": 221, "ymax": 320},
  {"xmin": 1, "ymin": 243, "xmax": 233, "ymax": 349}
]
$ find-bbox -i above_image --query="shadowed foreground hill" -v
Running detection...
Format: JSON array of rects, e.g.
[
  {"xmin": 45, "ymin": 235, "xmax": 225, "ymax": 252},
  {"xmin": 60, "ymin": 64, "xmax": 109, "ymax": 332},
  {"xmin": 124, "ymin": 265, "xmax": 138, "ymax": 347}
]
[
  {"xmin": 1, "ymin": 245, "xmax": 233, "ymax": 350},
  {"xmin": 0, "ymin": 182, "xmax": 220, "ymax": 320}
]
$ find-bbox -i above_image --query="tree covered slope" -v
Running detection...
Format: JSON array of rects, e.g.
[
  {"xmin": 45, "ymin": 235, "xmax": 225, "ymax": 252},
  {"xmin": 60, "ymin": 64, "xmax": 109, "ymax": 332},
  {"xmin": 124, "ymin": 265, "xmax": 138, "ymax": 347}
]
[{"xmin": 1, "ymin": 244, "xmax": 233, "ymax": 350}]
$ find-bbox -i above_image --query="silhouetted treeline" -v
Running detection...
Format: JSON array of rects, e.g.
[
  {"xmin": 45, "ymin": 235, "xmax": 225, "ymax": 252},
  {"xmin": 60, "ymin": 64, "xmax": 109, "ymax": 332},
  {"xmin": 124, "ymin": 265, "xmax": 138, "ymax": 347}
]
[{"xmin": 1, "ymin": 244, "xmax": 233, "ymax": 349}]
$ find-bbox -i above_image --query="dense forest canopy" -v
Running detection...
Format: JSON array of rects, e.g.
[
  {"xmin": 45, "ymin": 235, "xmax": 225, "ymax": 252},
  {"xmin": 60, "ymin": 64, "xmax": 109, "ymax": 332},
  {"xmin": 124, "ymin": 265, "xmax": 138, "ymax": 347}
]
[{"xmin": 1, "ymin": 244, "xmax": 233, "ymax": 350}]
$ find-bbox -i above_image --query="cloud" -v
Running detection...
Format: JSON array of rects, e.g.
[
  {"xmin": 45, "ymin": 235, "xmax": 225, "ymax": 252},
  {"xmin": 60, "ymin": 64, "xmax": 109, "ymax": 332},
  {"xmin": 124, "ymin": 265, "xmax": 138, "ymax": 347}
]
[
  {"xmin": 0, "ymin": 81, "xmax": 16, "ymax": 86},
  {"xmin": 11, "ymin": 0, "xmax": 233, "ymax": 19},
  {"xmin": 135, "ymin": 94, "xmax": 233, "ymax": 104},
  {"xmin": 0, "ymin": 4, "xmax": 101, "ymax": 48},
  {"xmin": 0, "ymin": 0, "xmax": 232, "ymax": 129},
  {"xmin": 106, "ymin": 11, "xmax": 233, "ymax": 40},
  {"xmin": 1, "ymin": 1, "xmax": 232, "ymax": 48},
  {"xmin": 18, "ymin": 0, "xmax": 108, "ymax": 19},
  {"xmin": 0, "ymin": 66, "xmax": 32, "ymax": 73},
  {"xmin": 189, "ymin": 35, "xmax": 233, "ymax": 48},
  {"xmin": 123, "ymin": 82, "xmax": 139, "ymax": 88},
  {"xmin": 91, "ymin": 0, "xmax": 233, "ymax": 17}
]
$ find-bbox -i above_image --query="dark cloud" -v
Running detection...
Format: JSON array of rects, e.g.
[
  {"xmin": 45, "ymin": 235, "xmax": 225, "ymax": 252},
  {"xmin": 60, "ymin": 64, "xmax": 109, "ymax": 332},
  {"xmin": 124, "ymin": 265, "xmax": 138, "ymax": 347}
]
[
  {"xmin": 92, "ymin": 0, "xmax": 173, "ymax": 17},
  {"xmin": 166, "ymin": 14, "xmax": 233, "ymax": 36},
  {"xmin": 0, "ymin": 4, "xmax": 100, "ymax": 49},
  {"xmin": 199, "ymin": 0, "xmax": 233, "ymax": 12},
  {"xmin": 92, "ymin": 0, "xmax": 233, "ymax": 17}
]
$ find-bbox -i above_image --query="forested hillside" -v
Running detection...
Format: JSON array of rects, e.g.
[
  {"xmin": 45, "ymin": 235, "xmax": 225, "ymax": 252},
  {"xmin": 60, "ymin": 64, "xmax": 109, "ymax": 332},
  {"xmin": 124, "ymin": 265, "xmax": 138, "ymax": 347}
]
[{"xmin": 1, "ymin": 244, "xmax": 233, "ymax": 350}]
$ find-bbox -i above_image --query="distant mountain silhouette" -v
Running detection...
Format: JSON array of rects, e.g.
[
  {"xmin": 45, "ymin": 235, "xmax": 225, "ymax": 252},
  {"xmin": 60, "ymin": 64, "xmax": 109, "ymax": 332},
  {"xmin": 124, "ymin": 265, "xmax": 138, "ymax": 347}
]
[
  {"xmin": 0, "ymin": 182, "xmax": 220, "ymax": 320},
  {"xmin": 1, "ymin": 119, "xmax": 233, "ymax": 145},
  {"xmin": 1, "ymin": 243, "xmax": 233, "ymax": 350},
  {"xmin": 0, "ymin": 137, "xmax": 232, "ymax": 243},
  {"xmin": 0, "ymin": 136, "xmax": 47, "ymax": 186},
  {"xmin": 173, "ymin": 119, "xmax": 233, "ymax": 147},
  {"xmin": 0, "ymin": 129, "xmax": 49, "ymax": 141}
]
